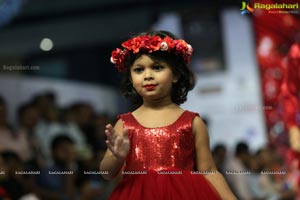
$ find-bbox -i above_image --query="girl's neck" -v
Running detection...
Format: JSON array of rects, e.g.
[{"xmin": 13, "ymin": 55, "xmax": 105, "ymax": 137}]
[{"xmin": 140, "ymin": 97, "xmax": 178, "ymax": 111}]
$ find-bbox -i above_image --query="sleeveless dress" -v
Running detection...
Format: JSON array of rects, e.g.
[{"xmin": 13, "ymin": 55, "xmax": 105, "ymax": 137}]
[{"xmin": 109, "ymin": 110, "xmax": 221, "ymax": 200}]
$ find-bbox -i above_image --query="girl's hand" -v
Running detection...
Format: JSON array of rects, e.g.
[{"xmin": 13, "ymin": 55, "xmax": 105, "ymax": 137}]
[{"xmin": 105, "ymin": 124, "xmax": 130, "ymax": 160}]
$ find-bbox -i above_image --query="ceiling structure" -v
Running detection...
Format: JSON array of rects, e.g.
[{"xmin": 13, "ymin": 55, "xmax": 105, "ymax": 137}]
[{"xmin": 0, "ymin": 0, "xmax": 239, "ymax": 56}]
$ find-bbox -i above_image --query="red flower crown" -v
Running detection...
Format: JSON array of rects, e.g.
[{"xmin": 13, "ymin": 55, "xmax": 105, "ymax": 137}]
[{"xmin": 110, "ymin": 35, "xmax": 193, "ymax": 72}]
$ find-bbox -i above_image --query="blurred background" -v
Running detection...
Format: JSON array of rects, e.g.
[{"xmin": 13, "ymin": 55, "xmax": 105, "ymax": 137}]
[{"xmin": 0, "ymin": 0, "xmax": 299, "ymax": 199}]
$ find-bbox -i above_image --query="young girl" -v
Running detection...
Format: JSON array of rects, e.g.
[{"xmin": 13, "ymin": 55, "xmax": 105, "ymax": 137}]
[{"xmin": 100, "ymin": 30, "xmax": 237, "ymax": 200}]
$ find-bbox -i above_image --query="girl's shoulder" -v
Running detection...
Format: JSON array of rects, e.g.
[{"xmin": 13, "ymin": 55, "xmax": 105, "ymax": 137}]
[
  {"xmin": 117, "ymin": 112, "xmax": 132, "ymax": 121},
  {"xmin": 185, "ymin": 110, "xmax": 200, "ymax": 116}
]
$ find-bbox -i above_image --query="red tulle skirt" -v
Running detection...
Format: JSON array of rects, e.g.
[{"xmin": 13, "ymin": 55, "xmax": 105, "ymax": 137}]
[{"xmin": 109, "ymin": 170, "xmax": 221, "ymax": 200}]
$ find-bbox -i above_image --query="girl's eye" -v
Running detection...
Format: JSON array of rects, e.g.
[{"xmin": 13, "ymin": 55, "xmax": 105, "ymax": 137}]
[
  {"xmin": 152, "ymin": 65, "xmax": 163, "ymax": 70},
  {"xmin": 133, "ymin": 67, "xmax": 144, "ymax": 73}
]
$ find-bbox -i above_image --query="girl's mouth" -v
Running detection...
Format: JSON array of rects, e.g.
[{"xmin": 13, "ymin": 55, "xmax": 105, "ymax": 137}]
[{"xmin": 143, "ymin": 84, "xmax": 157, "ymax": 91}]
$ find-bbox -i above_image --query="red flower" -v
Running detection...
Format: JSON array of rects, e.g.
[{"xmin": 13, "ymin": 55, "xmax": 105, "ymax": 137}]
[
  {"xmin": 147, "ymin": 36, "xmax": 162, "ymax": 52},
  {"xmin": 111, "ymin": 48, "xmax": 122, "ymax": 64},
  {"xmin": 175, "ymin": 40, "xmax": 189, "ymax": 53},
  {"xmin": 111, "ymin": 48, "xmax": 128, "ymax": 72},
  {"xmin": 163, "ymin": 37, "xmax": 175, "ymax": 49}
]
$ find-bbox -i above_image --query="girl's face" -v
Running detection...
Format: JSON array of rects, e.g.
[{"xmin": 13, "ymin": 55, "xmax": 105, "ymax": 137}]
[{"xmin": 130, "ymin": 55, "xmax": 178, "ymax": 102}]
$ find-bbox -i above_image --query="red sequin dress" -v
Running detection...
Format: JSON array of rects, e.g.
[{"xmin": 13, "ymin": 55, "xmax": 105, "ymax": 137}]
[{"xmin": 109, "ymin": 110, "xmax": 221, "ymax": 200}]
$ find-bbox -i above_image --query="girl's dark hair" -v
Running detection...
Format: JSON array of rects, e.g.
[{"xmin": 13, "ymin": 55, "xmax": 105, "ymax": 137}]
[{"xmin": 120, "ymin": 30, "xmax": 195, "ymax": 106}]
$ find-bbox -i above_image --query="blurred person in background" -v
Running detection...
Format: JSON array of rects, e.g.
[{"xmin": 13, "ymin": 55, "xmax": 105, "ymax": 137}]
[
  {"xmin": 31, "ymin": 92, "xmax": 56, "ymax": 120},
  {"xmin": 32, "ymin": 92, "xmax": 65, "ymax": 162},
  {"xmin": 0, "ymin": 151, "xmax": 39, "ymax": 200},
  {"xmin": 212, "ymin": 143, "xmax": 227, "ymax": 175},
  {"xmin": 37, "ymin": 134, "xmax": 80, "ymax": 200},
  {"xmin": 256, "ymin": 147, "xmax": 296, "ymax": 200},
  {"xmin": 0, "ymin": 96, "xmax": 33, "ymax": 165},
  {"xmin": 68, "ymin": 102, "xmax": 98, "ymax": 149},
  {"xmin": 35, "ymin": 144, "xmax": 109, "ymax": 200},
  {"xmin": 247, "ymin": 154, "xmax": 267, "ymax": 200},
  {"xmin": 225, "ymin": 141, "xmax": 253, "ymax": 200},
  {"xmin": 77, "ymin": 147, "xmax": 111, "ymax": 200},
  {"xmin": 33, "ymin": 93, "xmax": 91, "ymax": 163},
  {"xmin": 16, "ymin": 102, "xmax": 44, "ymax": 170},
  {"xmin": 61, "ymin": 102, "xmax": 96, "ymax": 160}
]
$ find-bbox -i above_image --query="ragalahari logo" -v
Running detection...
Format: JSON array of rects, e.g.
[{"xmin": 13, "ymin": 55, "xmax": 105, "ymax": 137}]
[
  {"xmin": 240, "ymin": 1, "xmax": 254, "ymax": 15},
  {"xmin": 241, "ymin": 2, "xmax": 299, "ymax": 14}
]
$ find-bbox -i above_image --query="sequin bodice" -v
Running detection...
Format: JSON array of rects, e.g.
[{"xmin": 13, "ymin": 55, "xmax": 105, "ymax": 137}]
[{"xmin": 118, "ymin": 111, "xmax": 199, "ymax": 172}]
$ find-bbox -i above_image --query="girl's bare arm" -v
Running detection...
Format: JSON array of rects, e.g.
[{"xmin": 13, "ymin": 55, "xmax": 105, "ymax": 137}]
[{"xmin": 193, "ymin": 116, "xmax": 237, "ymax": 200}]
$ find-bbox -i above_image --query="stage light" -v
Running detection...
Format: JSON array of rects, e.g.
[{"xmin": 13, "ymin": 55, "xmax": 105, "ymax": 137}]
[{"xmin": 40, "ymin": 38, "xmax": 54, "ymax": 51}]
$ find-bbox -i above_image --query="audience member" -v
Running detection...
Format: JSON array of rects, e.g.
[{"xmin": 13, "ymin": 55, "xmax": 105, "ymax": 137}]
[
  {"xmin": 0, "ymin": 97, "xmax": 32, "ymax": 163},
  {"xmin": 225, "ymin": 142, "xmax": 253, "ymax": 200},
  {"xmin": 0, "ymin": 151, "xmax": 39, "ymax": 200},
  {"xmin": 212, "ymin": 143, "xmax": 227, "ymax": 175},
  {"xmin": 33, "ymin": 100, "xmax": 91, "ymax": 163},
  {"xmin": 37, "ymin": 135, "xmax": 80, "ymax": 199}
]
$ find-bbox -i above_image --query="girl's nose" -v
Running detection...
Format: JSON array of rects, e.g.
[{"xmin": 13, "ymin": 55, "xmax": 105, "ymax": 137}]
[
  {"xmin": 144, "ymin": 70, "xmax": 154, "ymax": 81},
  {"xmin": 144, "ymin": 76, "xmax": 154, "ymax": 81}
]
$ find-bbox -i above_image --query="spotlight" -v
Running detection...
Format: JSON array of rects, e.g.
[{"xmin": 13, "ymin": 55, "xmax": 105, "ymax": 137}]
[{"xmin": 40, "ymin": 38, "xmax": 54, "ymax": 51}]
